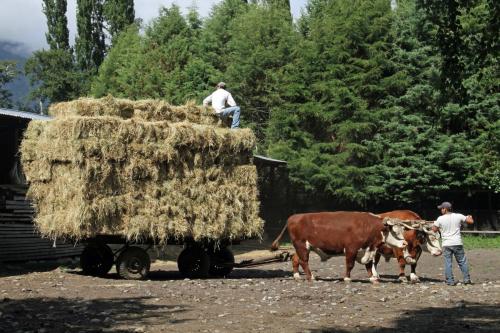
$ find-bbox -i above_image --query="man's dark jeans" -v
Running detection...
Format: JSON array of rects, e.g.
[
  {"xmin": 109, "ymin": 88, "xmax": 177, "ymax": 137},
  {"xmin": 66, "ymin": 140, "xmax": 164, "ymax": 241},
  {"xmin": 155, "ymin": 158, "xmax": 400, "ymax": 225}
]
[{"xmin": 443, "ymin": 245, "xmax": 471, "ymax": 285}]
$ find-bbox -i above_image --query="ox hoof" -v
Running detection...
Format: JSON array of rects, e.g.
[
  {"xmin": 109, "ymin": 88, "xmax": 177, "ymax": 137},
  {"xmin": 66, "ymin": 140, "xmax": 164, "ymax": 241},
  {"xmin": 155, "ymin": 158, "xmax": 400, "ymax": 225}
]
[
  {"xmin": 369, "ymin": 276, "xmax": 380, "ymax": 284},
  {"xmin": 305, "ymin": 275, "xmax": 315, "ymax": 282},
  {"xmin": 293, "ymin": 273, "xmax": 301, "ymax": 281},
  {"xmin": 343, "ymin": 277, "xmax": 352, "ymax": 283},
  {"xmin": 398, "ymin": 276, "xmax": 408, "ymax": 283},
  {"xmin": 410, "ymin": 274, "xmax": 420, "ymax": 283}
]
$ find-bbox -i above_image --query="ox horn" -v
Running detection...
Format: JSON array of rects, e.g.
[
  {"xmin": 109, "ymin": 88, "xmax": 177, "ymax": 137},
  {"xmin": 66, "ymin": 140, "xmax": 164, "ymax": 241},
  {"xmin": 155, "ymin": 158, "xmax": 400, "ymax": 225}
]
[
  {"xmin": 400, "ymin": 222, "xmax": 416, "ymax": 230},
  {"xmin": 383, "ymin": 217, "xmax": 396, "ymax": 226},
  {"xmin": 422, "ymin": 225, "xmax": 434, "ymax": 233},
  {"xmin": 410, "ymin": 221, "xmax": 422, "ymax": 229}
]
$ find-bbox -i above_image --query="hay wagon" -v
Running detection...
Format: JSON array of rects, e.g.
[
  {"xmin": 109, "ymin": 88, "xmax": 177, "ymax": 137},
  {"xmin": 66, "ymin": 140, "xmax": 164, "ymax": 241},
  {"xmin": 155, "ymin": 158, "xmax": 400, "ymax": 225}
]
[{"xmin": 20, "ymin": 97, "xmax": 289, "ymax": 280}]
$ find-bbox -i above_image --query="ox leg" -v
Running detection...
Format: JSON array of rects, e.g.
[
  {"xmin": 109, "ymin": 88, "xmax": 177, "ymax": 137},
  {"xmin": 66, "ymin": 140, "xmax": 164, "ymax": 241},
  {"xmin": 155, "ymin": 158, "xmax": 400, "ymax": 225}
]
[
  {"xmin": 410, "ymin": 247, "xmax": 422, "ymax": 283},
  {"xmin": 292, "ymin": 253, "xmax": 301, "ymax": 280},
  {"xmin": 294, "ymin": 242, "xmax": 314, "ymax": 281},
  {"xmin": 344, "ymin": 250, "xmax": 357, "ymax": 283},
  {"xmin": 397, "ymin": 254, "xmax": 408, "ymax": 283},
  {"xmin": 392, "ymin": 247, "xmax": 408, "ymax": 283},
  {"xmin": 372, "ymin": 251, "xmax": 382, "ymax": 279},
  {"xmin": 365, "ymin": 261, "xmax": 379, "ymax": 283},
  {"xmin": 366, "ymin": 251, "xmax": 382, "ymax": 283}
]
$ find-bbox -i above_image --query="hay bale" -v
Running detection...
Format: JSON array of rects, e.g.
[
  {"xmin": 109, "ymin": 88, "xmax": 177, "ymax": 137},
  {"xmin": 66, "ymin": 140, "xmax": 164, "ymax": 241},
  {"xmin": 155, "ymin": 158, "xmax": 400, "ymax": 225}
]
[
  {"xmin": 49, "ymin": 96, "xmax": 222, "ymax": 126},
  {"xmin": 21, "ymin": 97, "xmax": 263, "ymax": 243}
]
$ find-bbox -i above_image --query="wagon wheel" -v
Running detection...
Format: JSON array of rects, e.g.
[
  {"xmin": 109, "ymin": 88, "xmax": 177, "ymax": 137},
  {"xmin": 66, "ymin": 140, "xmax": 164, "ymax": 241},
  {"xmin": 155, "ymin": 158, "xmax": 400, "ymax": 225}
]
[
  {"xmin": 209, "ymin": 247, "xmax": 235, "ymax": 277},
  {"xmin": 116, "ymin": 247, "xmax": 150, "ymax": 280},
  {"xmin": 80, "ymin": 242, "xmax": 114, "ymax": 277},
  {"xmin": 177, "ymin": 246, "xmax": 210, "ymax": 279}
]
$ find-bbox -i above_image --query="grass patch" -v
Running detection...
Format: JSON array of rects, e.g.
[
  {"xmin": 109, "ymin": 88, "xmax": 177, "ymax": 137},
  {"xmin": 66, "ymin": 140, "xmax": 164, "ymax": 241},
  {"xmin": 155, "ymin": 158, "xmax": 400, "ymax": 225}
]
[{"xmin": 463, "ymin": 234, "xmax": 500, "ymax": 249}]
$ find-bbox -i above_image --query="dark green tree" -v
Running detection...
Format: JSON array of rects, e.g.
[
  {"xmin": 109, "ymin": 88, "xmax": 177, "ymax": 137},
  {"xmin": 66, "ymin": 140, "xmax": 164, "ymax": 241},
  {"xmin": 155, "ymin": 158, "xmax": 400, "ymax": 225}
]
[
  {"xmin": 200, "ymin": 0, "xmax": 249, "ymax": 75},
  {"xmin": 418, "ymin": 0, "xmax": 465, "ymax": 105},
  {"xmin": 414, "ymin": 0, "xmax": 500, "ymax": 194},
  {"xmin": 103, "ymin": 0, "xmax": 135, "ymax": 43},
  {"xmin": 455, "ymin": 0, "xmax": 500, "ymax": 193},
  {"xmin": 266, "ymin": 0, "xmax": 290, "ymax": 10},
  {"xmin": 43, "ymin": 0, "xmax": 70, "ymax": 50},
  {"xmin": 224, "ymin": 3, "xmax": 297, "ymax": 138},
  {"xmin": 92, "ymin": 5, "xmax": 218, "ymax": 103},
  {"xmin": 0, "ymin": 61, "xmax": 18, "ymax": 108},
  {"xmin": 91, "ymin": 24, "xmax": 143, "ymax": 98},
  {"xmin": 25, "ymin": 0, "xmax": 82, "ymax": 103},
  {"xmin": 75, "ymin": 0, "xmax": 106, "ymax": 77},
  {"xmin": 265, "ymin": 0, "xmax": 291, "ymax": 21},
  {"xmin": 25, "ymin": 49, "xmax": 83, "ymax": 103},
  {"xmin": 266, "ymin": 0, "xmax": 400, "ymax": 206},
  {"xmin": 362, "ymin": 0, "xmax": 450, "ymax": 203}
]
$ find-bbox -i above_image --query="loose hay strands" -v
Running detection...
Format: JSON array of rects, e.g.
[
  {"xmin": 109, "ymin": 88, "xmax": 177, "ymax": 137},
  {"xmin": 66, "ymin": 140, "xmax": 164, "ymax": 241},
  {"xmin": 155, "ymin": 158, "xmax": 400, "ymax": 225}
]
[{"xmin": 21, "ymin": 97, "xmax": 263, "ymax": 243}]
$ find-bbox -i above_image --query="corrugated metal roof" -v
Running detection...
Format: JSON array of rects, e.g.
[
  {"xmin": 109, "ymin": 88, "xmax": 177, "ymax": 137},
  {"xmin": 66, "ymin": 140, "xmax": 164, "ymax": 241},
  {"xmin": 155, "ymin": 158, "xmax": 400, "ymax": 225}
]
[{"xmin": 0, "ymin": 108, "xmax": 52, "ymax": 121}]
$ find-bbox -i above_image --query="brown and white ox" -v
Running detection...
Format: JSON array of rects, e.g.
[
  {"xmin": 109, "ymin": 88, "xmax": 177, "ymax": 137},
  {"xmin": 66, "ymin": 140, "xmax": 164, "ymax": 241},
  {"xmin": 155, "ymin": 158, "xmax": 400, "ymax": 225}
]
[
  {"xmin": 371, "ymin": 210, "xmax": 442, "ymax": 283},
  {"xmin": 270, "ymin": 211, "xmax": 408, "ymax": 283}
]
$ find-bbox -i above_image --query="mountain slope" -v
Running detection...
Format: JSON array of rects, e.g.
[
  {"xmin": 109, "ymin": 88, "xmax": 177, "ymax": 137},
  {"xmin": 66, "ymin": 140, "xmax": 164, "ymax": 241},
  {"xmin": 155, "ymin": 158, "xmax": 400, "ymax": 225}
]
[{"xmin": 0, "ymin": 40, "xmax": 32, "ymax": 108}]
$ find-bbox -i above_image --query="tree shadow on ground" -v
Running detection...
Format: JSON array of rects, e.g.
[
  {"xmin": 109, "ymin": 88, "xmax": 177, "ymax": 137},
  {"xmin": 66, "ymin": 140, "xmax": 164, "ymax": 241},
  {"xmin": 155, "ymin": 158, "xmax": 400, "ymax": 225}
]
[
  {"xmin": 309, "ymin": 302, "xmax": 500, "ymax": 333},
  {"xmin": 0, "ymin": 296, "xmax": 190, "ymax": 333},
  {"xmin": 0, "ymin": 257, "xmax": 79, "ymax": 278}
]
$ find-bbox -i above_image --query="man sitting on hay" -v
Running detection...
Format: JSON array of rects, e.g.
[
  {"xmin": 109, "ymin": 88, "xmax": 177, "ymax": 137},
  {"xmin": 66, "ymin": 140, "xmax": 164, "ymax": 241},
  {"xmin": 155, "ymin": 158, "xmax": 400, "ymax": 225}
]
[{"xmin": 203, "ymin": 82, "xmax": 241, "ymax": 129}]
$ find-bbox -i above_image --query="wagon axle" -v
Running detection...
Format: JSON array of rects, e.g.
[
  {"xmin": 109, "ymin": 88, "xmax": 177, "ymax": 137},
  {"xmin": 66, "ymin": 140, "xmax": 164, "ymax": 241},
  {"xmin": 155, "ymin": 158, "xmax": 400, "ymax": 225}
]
[{"xmin": 80, "ymin": 237, "xmax": 292, "ymax": 280}]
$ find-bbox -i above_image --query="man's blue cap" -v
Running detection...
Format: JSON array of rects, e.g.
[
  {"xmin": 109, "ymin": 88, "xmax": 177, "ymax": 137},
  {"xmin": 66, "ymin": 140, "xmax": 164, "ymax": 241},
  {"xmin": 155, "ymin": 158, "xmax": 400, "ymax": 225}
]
[{"xmin": 437, "ymin": 202, "xmax": 452, "ymax": 209}]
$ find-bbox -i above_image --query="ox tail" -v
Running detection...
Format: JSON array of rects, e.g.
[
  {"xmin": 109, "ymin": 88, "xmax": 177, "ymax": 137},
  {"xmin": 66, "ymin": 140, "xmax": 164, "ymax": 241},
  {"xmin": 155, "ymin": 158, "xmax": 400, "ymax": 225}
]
[{"xmin": 270, "ymin": 222, "xmax": 288, "ymax": 251}]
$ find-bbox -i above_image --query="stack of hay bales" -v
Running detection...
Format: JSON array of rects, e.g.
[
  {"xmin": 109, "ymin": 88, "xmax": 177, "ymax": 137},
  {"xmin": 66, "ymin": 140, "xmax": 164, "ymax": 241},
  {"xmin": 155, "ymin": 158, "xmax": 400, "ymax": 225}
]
[{"xmin": 20, "ymin": 96, "xmax": 263, "ymax": 244}]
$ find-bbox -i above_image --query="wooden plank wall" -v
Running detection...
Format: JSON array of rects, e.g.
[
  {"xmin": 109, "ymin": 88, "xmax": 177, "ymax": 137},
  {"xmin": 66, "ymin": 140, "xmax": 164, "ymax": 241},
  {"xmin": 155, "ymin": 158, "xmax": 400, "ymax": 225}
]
[{"xmin": 0, "ymin": 184, "xmax": 83, "ymax": 263}]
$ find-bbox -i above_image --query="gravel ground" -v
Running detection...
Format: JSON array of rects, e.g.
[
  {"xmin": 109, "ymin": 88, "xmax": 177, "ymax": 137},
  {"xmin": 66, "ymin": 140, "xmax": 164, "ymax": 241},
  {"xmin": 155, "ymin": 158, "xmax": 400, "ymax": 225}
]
[{"xmin": 0, "ymin": 246, "xmax": 499, "ymax": 333}]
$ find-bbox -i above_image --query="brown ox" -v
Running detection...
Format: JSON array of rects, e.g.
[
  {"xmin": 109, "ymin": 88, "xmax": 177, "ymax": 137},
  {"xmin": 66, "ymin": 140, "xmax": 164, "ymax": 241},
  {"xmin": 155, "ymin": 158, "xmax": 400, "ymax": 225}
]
[
  {"xmin": 270, "ymin": 211, "xmax": 408, "ymax": 282},
  {"xmin": 373, "ymin": 210, "xmax": 442, "ymax": 283}
]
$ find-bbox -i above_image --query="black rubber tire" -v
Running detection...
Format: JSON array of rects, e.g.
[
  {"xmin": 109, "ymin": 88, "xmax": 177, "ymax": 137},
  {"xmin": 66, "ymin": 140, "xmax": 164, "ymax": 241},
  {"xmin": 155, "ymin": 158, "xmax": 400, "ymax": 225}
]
[
  {"xmin": 177, "ymin": 247, "xmax": 210, "ymax": 279},
  {"xmin": 80, "ymin": 243, "xmax": 114, "ymax": 277},
  {"xmin": 209, "ymin": 247, "xmax": 235, "ymax": 277},
  {"xmin": 116, "ymin": 247, "xmax": 150, "ymax": 280}
]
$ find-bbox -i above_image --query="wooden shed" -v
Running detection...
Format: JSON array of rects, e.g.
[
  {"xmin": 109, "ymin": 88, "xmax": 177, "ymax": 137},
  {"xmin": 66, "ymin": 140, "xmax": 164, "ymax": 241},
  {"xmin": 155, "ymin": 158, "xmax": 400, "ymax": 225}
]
[{"xmin": 0, "ymin": 108, "xmax": 82, "ymax": 262}]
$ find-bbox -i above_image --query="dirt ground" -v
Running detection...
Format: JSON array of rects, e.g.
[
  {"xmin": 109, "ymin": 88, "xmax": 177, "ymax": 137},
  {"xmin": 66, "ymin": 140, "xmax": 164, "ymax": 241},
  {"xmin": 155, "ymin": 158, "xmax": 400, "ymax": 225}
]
[{"xmin": 1, "ymin": 244, "xmax": 499, "ymax": 333}]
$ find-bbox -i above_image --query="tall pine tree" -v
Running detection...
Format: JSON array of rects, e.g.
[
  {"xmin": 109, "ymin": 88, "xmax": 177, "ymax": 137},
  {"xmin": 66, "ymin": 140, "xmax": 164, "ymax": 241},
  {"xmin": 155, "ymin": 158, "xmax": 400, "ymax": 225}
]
[
  {"xmin": 43, "ymin": 0, "xmax": 70, "ymax": 50},
  {"xmin": 200, "ymin": 0, "xmax": 249, "ymax": 75},
  {"xmin": 92, "ymin": 5, "xmax": 217, "ymax": 103},
  {"xmin": 25, "ymin": 0, "xmax": 82, "ymax": 103},
  {"xmin": 224, "ymin": 3, "xmax": 297, "ymax": 138},
  {"xmin": 363, "ymin": 0, "xmax": 450, "ymax": 204},
  {"xmin": 103, "ymin": 0, "xmax": 135, "ymax": 43},
  {"xmin": 265, "ymin": 0, "xmax": 292, "ymax": 20},
  {"xmin": 75, "ymin": 0, "xmax": 106, "ymax": 76},
  {"xmin": 266, "ymin": 0, "xmax": 399, "ymax": 207}
]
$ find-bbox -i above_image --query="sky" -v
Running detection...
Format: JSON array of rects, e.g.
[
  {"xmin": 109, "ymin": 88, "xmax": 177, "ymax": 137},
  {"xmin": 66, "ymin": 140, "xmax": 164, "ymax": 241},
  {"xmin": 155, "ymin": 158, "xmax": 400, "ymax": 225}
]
[{"xmin": 0, "ymin": 0, "xmax": 308, "ymax": 54}]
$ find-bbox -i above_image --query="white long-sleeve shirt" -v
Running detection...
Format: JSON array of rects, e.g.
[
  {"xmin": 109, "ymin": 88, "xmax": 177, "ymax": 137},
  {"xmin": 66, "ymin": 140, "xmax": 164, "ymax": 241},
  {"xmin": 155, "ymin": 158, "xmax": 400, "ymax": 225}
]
[{"xmin": 203, "ymin": 88, "xmax": 236, "ymax": 113}]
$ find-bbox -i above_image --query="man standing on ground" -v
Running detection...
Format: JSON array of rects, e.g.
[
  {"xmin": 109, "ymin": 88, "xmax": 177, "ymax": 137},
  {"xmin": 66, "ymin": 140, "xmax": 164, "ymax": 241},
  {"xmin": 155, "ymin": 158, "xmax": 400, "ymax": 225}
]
[
  {"xmin": 432, "ymin": 202, "xmax": 474, "ymax": 286},
  {"xmin": 203, "ymin": 82, "xmax": 241, "ymax": 129}
]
